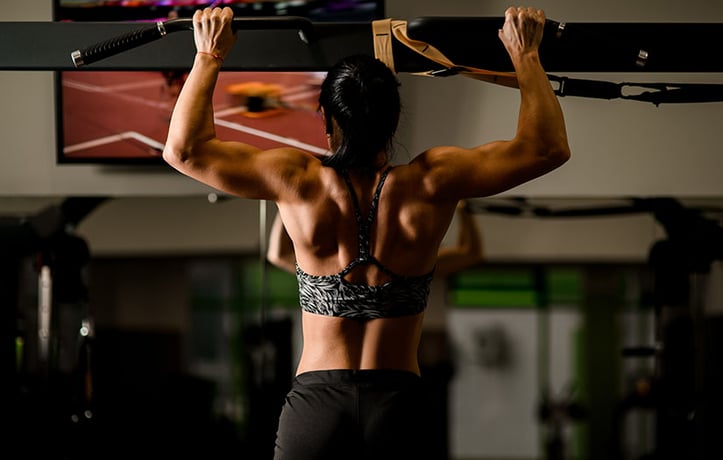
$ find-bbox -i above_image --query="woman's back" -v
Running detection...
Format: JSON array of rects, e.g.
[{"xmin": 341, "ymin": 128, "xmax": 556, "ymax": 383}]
[
  {"xmin": 285, "ymin": 164, "xmax": 457, "ymax": 282},
  {"xmin": 281, "ymin": 164, "xmax": 460, "ymax": 375}
]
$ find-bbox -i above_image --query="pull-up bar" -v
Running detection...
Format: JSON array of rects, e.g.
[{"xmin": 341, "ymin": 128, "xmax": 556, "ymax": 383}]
[
  {"xmin": 1, "ymin": 17, "xmax": 723, "ymax": 72},
  {"xmin": 70, "ymin": 17, "xmax": 317, "ymax": 68}
]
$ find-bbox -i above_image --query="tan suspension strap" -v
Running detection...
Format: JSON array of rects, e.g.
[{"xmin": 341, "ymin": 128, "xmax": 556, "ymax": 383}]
[
  {"xmin": 372, "ymin": 18, "xmax": 396, "ymax": 74},
  {"xmin": 372, "ymin": 18, "xmax": 519, "ymax": 89}
]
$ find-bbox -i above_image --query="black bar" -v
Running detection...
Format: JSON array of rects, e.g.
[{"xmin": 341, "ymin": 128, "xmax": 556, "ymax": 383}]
[
  {"xmin": 1, "ymin": 19, "xmax": 723, "ymax": 72},
  {"xmin": 70, "ymin": 21, "xmax": 169, "ymax": 68},
  {"xmin": 70, "ymin": 17, "xmax": 317, "ymax": 68}
]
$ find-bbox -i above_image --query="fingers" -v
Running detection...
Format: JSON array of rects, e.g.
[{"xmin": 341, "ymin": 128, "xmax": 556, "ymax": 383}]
[
  {"xmin": 192, "ymin": 7, "xmax": 236, "ymax": 57},
  {"xmin": 196, "ymin": 7, "xmax": 233, "ymax": 21},
  {"xmin": 498, "ymin": 5, "xmax": 546, "ymax": 51},
  {"xmin": 193, "ymin": 8, "xmax": 203, "ymax": 24},
  {"xmin": 504, "ymin": 6, "xmax": 546, "ymax": 26}
]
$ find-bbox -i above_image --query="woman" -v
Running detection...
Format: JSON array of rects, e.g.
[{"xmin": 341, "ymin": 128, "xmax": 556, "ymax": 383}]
[
  {"xmin": 163, "ymin": 6, "xmax": 570, "ymax": 459},
  {"xmin": 265, "ymin": 199, "xmax": 484, "ymax": 460}
]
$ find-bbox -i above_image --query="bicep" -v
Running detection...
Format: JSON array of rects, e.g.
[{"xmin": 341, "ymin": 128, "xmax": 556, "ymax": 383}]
[{"xmin": 165, "ymin": 138, "xmax": 312, "ymax": 200}]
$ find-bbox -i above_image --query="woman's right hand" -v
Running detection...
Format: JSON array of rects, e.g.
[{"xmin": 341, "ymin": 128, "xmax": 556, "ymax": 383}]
[{"xmin": 192, "ymin": 7, "xmax": 237, "ymax": 61}]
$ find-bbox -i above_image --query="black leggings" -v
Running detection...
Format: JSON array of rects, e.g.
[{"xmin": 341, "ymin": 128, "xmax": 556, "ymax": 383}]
[{"xmin": 273, "ymin": 369, "xmax": 426, "ymax": 460}]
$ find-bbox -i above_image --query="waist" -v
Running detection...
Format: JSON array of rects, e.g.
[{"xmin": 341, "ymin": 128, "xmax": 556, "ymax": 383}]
[
  {"xmin": 294, "ymin": 369, "xmax": 421, "ymax": 386},
  {"xmin": 296, "ymin": 311, "xmax": 424, "ymax": 376}
]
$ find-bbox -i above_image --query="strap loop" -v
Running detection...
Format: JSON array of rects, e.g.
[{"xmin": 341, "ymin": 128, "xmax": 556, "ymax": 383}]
[
  {"xmin": 372, "ymin": 18, "xmax": 395, "ymax": 73},
  {"xmin": 372, "ymin": 18, "xmax": 723, "ymax": 105},
  {"xmin": 372, "ymin": 18, "xmax": 519, "ymax": 88}
]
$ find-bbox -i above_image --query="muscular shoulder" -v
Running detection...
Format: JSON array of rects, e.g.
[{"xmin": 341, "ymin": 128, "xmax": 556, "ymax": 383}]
[
  {"xmin": 272, "ymin": 149, "xmax": 329, "ymax": 202},
  {"xmin": 392, "ymin": 146, "xmax": 469, "ymax": 201}
]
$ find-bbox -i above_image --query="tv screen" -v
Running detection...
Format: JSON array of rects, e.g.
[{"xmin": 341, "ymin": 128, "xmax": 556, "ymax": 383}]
[{"xmin": 54, "ymin": 1, "xmax": 385, "ymax": 164}]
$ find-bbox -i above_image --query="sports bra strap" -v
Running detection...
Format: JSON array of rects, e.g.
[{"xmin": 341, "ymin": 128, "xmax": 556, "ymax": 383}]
[{"xmin": 340, "ymin": 167, "xmax": 393, "ymax": 260}]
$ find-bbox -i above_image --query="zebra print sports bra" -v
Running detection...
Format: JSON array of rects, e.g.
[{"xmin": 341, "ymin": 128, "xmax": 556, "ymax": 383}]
[{"xmin": 296, "ymin": 167, "xmax": 434, "ymax": 320}]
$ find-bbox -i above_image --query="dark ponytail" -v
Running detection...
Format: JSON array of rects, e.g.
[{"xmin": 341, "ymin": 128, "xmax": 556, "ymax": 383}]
[{"xmin": 318, "ymin": 54, "xmax": 401, "ymax": 172}]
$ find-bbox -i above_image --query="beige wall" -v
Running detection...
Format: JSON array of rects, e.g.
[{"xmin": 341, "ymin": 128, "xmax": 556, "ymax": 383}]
[
  {"xmin": 1, "ymin": 0, "xmax": 722, "ymax": 258},
  {"xmin": 1, "ymin": 0, "xmax": 723, "ymax": 197}
]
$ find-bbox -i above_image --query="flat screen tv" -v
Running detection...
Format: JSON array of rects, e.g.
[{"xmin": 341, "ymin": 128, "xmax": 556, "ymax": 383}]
[{"xmin": 54, "ymin": 1, "xmax": 385, "ymax": 165}]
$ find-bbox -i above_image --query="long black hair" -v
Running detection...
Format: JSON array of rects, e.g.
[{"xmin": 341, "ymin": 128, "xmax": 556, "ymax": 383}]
[{"xmin": 318, "ymin": 54, "xmax": 401, "ymax": 172}]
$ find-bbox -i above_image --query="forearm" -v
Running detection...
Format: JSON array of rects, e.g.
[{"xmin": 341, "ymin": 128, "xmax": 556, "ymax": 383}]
[
  {"xmin": 513, "ymin": 52, "xmax": 569, "ymax": 156},
  {"xmin": 267, "ymin": 213, "xmax": 296, "ymax": 274},
  {"xmin": 456, "ymin": 202, "xmax": 483, "ymax": 261},
  {"xmin": 434, "ymin": 202, "xmax": 484, "ymax": 277},
  {"xmin": 163, "ymin": 54, "xmax": 221, "ymax": 161},
  {"xmin": 493, "ymin": 6, "xmax": 569, "ymax": 167}
]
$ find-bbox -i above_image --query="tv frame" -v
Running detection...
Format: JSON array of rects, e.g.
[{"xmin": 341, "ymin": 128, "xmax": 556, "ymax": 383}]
[{"xmin": 53, "ymin": 0, "xmax": 385, "ymax": 165}]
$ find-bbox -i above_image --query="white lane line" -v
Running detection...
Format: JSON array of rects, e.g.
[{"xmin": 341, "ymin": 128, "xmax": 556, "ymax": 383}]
[
  {"xmin": 63, "ymin": 77, "xmax": 163, "ymax": 92},
  {"xmin": 63, "ymin": 79, "xmax": 171, "ymax": 109},
  {"xmin": 66, "ymin": 123, "xmax": 327, "ymax": 156},
  {"xmin": 214, "ymin": 117, "xmax": 328, "ymax": 155},
  {"xmin": 64, "ymin": 131, "xmax": 164, "ymax": 153}
]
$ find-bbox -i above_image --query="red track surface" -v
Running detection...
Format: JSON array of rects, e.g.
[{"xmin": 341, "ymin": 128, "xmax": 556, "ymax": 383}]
[{"xmin": 60, "ymin": 70, "xmax": 328, "ymax": 160}]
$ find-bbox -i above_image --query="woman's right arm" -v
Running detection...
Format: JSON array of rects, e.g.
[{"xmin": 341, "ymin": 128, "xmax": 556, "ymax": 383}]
[
  {"xmin": 162, "ymin": 7, "xmax": 315, "ymax": 201},
  {"xmin": 415, "ymin": 6, "xmax": 571, "ymax": 200}
]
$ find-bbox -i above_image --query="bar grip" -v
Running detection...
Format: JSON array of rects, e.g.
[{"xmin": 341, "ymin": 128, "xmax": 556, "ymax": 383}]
[{"xmin": 71, "ymin": 17, "xmax": 314, "ymax": 68}]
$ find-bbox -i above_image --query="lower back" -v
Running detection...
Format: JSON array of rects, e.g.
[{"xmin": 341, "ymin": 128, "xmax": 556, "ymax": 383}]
[{"xmin": 296, "ymin": 311, "xmax": 424, "ymax": 375}]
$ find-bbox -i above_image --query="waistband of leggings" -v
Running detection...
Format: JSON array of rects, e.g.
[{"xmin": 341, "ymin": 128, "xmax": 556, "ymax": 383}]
[{"xmin": 294, "ymin": 369, "xmax": 420, "ymax": 386}]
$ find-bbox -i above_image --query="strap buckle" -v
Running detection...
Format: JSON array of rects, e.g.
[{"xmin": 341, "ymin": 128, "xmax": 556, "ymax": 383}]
[{"xmin": 429, "ymin": 66, "xmax": 464, "ymax": 77}]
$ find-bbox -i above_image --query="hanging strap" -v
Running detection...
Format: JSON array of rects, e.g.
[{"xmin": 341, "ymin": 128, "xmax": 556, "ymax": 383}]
[
  {"xmin": 373, "ymin": 18, "xmax": 519, "ymax": 89},
  {"xmin": 372, "ymin": 18, "xmax": 723, "ymax": 105},
  {"xmin": 372, "ymin": 18, "xmax": 396, "ymax": 74}
]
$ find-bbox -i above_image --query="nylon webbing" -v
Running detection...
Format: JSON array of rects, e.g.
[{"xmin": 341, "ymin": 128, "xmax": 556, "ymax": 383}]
[
  {"xmin": 371, "ymin": 19, "xmax": 723, "ymax": 105},
  {"xmin": 373, "ymin": 18, "xmax": 519, "ymax": 89},
  {"xmin": 372, "ymin": 18, "xmax": 395, "ymax": 73}
]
